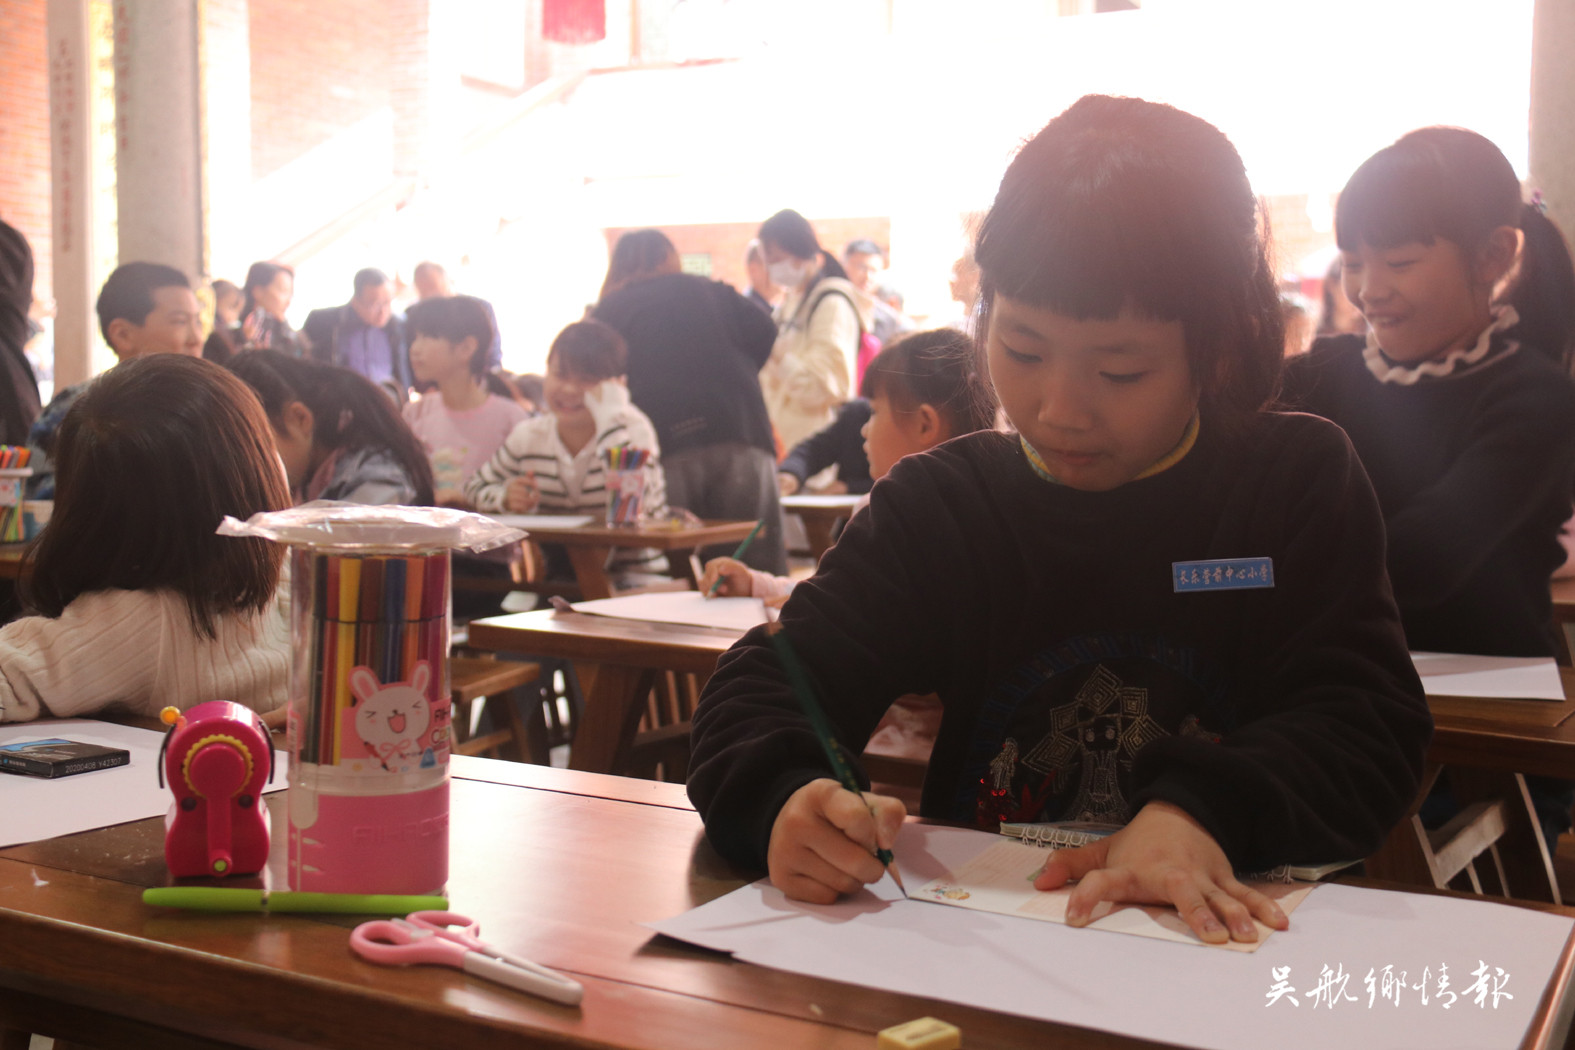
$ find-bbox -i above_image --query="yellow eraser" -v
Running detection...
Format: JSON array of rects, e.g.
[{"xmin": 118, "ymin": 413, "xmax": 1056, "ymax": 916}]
[{"xmin": 876, "ymin": 1016, "xmax": 961, "ymax": 1050}]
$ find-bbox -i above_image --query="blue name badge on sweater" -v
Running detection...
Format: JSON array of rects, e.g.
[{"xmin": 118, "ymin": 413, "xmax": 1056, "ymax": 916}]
[{"xmin": 1172, "ymin": 557, "xmax": 1274, "ymax": 592}]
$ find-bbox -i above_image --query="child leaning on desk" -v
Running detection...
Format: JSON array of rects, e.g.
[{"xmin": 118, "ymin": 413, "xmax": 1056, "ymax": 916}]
[
  {"xmin": 227, "ymin": 349, "xmax": 436, "ymax": 506},
  {"xmin": 0, "ymin": 355, "xmax": 290, "ymax": 724},
  {"xmin": 687, "ymin": 95, "xmax": 1434, "ymax": 946},
  {"xmin": 700, "ymin": 327, "xmax": 997, "ymax": 603},
  {"xmin": 465, "ymin": 320, "xmax": 668, "ymax": 579}
]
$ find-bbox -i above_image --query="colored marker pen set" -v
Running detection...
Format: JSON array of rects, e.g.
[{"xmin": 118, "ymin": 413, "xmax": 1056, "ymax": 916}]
[
  {"xmin": 602, "ymin": 444, "xmax": 653, "ymax": 526},
  {"xmin": 186, "ymin": 507, "xmax": 525, "ymax": 896},
  {"xmin": 0, "ymin": 446, "xmax": 33, "ymax": 542},
  {"xmin": 288, "ymin": 547, "xmax": 453, "ymax": 894}
]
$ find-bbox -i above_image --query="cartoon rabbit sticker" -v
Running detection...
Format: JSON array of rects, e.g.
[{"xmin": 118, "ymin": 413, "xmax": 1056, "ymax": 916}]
[{"xmin": 351, "ymin": 662, "xmax": 434, "ymax": 773}]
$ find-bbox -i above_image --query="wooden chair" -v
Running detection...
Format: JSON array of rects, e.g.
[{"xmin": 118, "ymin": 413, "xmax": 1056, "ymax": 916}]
[
  {"xmin": 1365, "ymin": 762, "xmax": 1562, "ymax": 904},
  {"xmin": 448, "ymin": 656, "xmax": 544, "ymax": 763},
  {"xmin": 623, "ymin": 670, "xmax": 703, "ymax": 781}
]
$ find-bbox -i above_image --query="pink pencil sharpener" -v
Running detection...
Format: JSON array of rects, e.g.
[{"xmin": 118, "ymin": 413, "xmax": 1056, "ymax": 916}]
[{"xmin": 159, "ymin": 701, "xmax": 275, "ymax": 878}]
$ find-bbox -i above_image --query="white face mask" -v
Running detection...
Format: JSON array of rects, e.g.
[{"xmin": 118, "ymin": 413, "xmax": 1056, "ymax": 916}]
[{"xmin": 768, "ymin": 258, "xmax": 812, "ymax": 289}]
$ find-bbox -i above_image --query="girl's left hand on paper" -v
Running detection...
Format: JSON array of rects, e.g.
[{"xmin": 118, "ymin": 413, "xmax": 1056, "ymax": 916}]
[
  {"xmin": 1032, "ymin": 799, "xmax": 1288, "ymax": 944},
  {"xmin": 768, "ymin": 778, "xmax": 906, "ymax": 904}
]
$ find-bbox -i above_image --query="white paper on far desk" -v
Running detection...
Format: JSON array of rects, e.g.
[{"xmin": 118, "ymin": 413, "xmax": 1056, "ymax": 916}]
[
  {"xmin": 648, "ymin": 823, "xmax": 1574, "ymax": 1050},
  {"xmin": 486, "ymin": 513, "xmax": 596, "ymax": 531},
  {"xmin": 780, "ymin": 494, "xmax": 864, "ymax": 509},
  {"xmin": 571, "ymin": 592, "xmax": 764, "ymax": 633},
  {"xmin": 1411, "ymin": 651, "xmax": 1565, "ymax": 700},
  {"xmin": 0, "ymin": 719, "xmax": 288, "ymax": 848}
]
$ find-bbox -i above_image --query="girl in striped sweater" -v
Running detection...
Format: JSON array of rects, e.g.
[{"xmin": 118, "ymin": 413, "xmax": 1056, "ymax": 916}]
[{"xmin": 466, "ymin": 320, "xmax": 668, "ymax": 580}]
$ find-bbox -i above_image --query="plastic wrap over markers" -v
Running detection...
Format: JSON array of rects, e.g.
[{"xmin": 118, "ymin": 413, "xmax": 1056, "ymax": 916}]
[{"xmin": 219, "ymin": 502, "xmax": 524, "ymax": 894}]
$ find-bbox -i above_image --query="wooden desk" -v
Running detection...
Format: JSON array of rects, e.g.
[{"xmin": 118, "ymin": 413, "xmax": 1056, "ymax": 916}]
[
  {"xmin": 4, "ymin": 762, "xmax": 1573, "ymax": 1050},
  {"xmin": 1552, "ymin": 578, "xmax": 1575, "ymax": 663},
  {"xmin": 521, "ymin": 520, "xmax": 759, "ymax": 600},
  {"xmin": 780, "ymin": 493, "xmax": 862, "ymax": 559},
  {"xmin": 468, "ymin": 609, "xmax": 736, "ymax": 775},
  {"xmin": 1428, "ymin": 669, "xmax": 1575, "ymax": 778}
]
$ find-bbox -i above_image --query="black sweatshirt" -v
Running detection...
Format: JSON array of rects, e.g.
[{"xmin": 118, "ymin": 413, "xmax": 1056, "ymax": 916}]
[
  {"xmin": 778, "ymin": 398, "xmax": 873, "ymax": 494},
  {"xmin": 1281, "ymin": 332, "xmax": 1575, "ymax": 657},
  {"xmin": 595, "ymin": 273, "xmax": 778, "ymax": 457},
  {"xmin": 687, "ymin": 414, "xmax": 1432, "ymax": 872}
]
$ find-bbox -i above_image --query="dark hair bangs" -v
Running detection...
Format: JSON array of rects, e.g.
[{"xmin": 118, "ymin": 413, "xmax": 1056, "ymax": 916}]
[
  {"xmin": 978, "ymin": 147, "xmax": 1250, "ymax": 331},
  {"xmin": 1335, "ymin": 149, "xmax": 1454, "ymax": 252}
]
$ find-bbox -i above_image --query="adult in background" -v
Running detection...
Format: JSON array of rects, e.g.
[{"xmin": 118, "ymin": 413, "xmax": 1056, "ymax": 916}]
[
  {"xmin": 201, "ymin": 278, "xmax": 246, "ymax": 364},
  {"xmin": 302, "ymin": 268, "xmax": 411, "ymax": 402},
  {"xmin": 742, "ymin": 240, "xmax": 777, "ymax": 315},
  {"xmin": 842, "ymin": 238, "xmax": 909, "ymax": 346},
  {"xmin": 413, "ymin": 260, "xmax": 502, "ymax": 371},
  {"xmin": 594, "ymin": 229, "xmax": 787, "ymax": 575},
  {"xmin": 757, "ymin": 209, "xmax": 863, "ymax": 452},
  {"xmin": 226, "ymin": 261, "xmax": 299, "ymax": 357},
  {"xmin": 0, "ymin": 219, "xmax": 40, "ymax": 447}
]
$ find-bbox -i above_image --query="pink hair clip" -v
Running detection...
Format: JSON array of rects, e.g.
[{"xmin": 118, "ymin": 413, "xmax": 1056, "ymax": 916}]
[{"xmin": 1531, "ymin": 189, "xmax": 1549, "ymax": 215}]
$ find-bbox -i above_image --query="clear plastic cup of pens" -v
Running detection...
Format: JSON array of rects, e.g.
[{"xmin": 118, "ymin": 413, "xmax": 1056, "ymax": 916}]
[
  {"xmin": 602, "ymin": 444, "xmax": 652, "ymax": 527},
  {"xmin": 0, "ymin": 468, "xmax": 33, "ymax": 543},
  {"xmin": 605, "ymin": 470, "xmax": 646, "ymax": 527},
  {"xmin": 218, "ymin": 503, "xmax": 524, "ymax": 894}
]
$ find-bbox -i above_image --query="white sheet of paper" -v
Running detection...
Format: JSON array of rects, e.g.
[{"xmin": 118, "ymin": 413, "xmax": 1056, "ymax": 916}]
[
  {"xmin": 781, "ymin": 494, "xmax": 864, "ymax": 509},
  {"xmin": 915, "ymin": 838, "xmax": 1312, "ymax": 952},
  {"xmin": 571, "ymin": 592, "xmax": 764, "ymax": 632},
  {"xmin": 1410, "ymin": 651, "xmax": 1565, "ymax": 700},
  {"xmin": 486, "ymin": 514, "xmax": 596, "ymax": 531},
  {"xmin": 0, "ymin": 719, "xmax": 287, "ymax": 849},
  {"xmin": 648, "ymin": 824, "xmax": 1572, "ymax": 1050}
]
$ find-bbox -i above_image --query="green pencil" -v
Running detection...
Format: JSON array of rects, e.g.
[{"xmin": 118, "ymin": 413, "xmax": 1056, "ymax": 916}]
[
  {"xmin": 706, "ymin": 519, "xmax": 766, "ymax": 597},
  {"xmin": 142, "ymin": 887, "xmax": 448, "ymax": 914},
  {"xmin": 767, "ymin": 623, "xmax": 906, "ymax": 896}
]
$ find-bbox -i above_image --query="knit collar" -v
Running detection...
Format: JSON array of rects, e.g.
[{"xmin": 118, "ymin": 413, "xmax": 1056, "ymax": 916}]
[
  {"xmin": 1362, "ymin": 305, "xmax": 1520, "ymax": 385},
  {"xmin": 1019, "ymin": 412, "xmax": 1201, "ymax": 486}
]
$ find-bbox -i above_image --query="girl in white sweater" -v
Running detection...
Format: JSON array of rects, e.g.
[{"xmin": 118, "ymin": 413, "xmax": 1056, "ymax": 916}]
[{"xmin": 0, "ymin": 355, "xmax": 292, "ymax": 724}]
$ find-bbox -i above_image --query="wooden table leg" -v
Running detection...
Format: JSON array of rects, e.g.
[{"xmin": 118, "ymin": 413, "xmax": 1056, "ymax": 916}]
[
  {"xmin": 566, "ymin": 545, "xmax": 615, "ymax": 600},
  {"xmin": 567, "ymin": 662, "xmax": 659, "ymax": 775},
  {"xmin": 1365, "ymin": 762, "xmax": 1443, "ymax": 887},
  {"xmin": 803, "ymin": 518, "xmax": 838, "ymax": 561}
]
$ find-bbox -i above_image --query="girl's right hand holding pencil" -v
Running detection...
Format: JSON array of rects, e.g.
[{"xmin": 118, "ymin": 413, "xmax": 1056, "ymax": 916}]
[
  {"xmin": 699, "ymin": 557, "xmax": 754, "ymax": 597},
  {"xmin": 767, "ymin": 778, "xmax": 906, "ymax": 904},
  {"xmin": 503, "ymin": 472, "xmax": 540, "ymax": 513}
]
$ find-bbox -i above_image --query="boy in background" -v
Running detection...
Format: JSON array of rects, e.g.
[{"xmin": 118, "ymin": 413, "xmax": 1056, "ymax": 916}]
[{"xmin": 29, "ymin": 262, "xmax": 203, "ymax": 497}]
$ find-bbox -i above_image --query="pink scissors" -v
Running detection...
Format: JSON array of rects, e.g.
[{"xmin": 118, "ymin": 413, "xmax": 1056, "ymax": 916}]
[{"xmin": 349, "ymin": 909, "xmax": 583, "ymax": 1007}]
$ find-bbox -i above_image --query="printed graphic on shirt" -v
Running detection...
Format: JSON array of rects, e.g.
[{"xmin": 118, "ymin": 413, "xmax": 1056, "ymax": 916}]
[
  {"xmin": 963, "ymin": 634, "xmax": 1226, "ymax": 829},
  {"xmin": 429, "ymin": 445, "xmax": 470, "ymax": 492}
]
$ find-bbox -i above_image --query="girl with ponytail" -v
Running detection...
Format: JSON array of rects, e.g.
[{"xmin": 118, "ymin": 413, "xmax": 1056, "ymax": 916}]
[{"xmin": 1281, "ymin": 125, "xmax": 1575, "ymax": 847}]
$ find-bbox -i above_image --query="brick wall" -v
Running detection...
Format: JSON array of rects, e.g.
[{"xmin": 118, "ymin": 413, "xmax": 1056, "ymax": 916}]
[
  {"xmin": 0, "ymin": 0, "xmax": 52, "ymax": 310},
  {"xmin": 605, "ymin": 217, "xmax": 894, "ymax": 296},
  {"xmin": 247, "ymin": 0, "xmax": 400, "ymax": 181}
]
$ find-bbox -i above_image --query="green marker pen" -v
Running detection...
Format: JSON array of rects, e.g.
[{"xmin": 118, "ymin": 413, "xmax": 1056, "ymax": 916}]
[{"xmin": 143, "ymin": 887, "xmax": 448, "ymax": 914}]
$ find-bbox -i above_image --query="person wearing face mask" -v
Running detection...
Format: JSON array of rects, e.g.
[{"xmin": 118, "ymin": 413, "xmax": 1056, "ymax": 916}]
[{"xmin": 757, "ymin": 209, "xmax": 867, "ymax": 452}]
